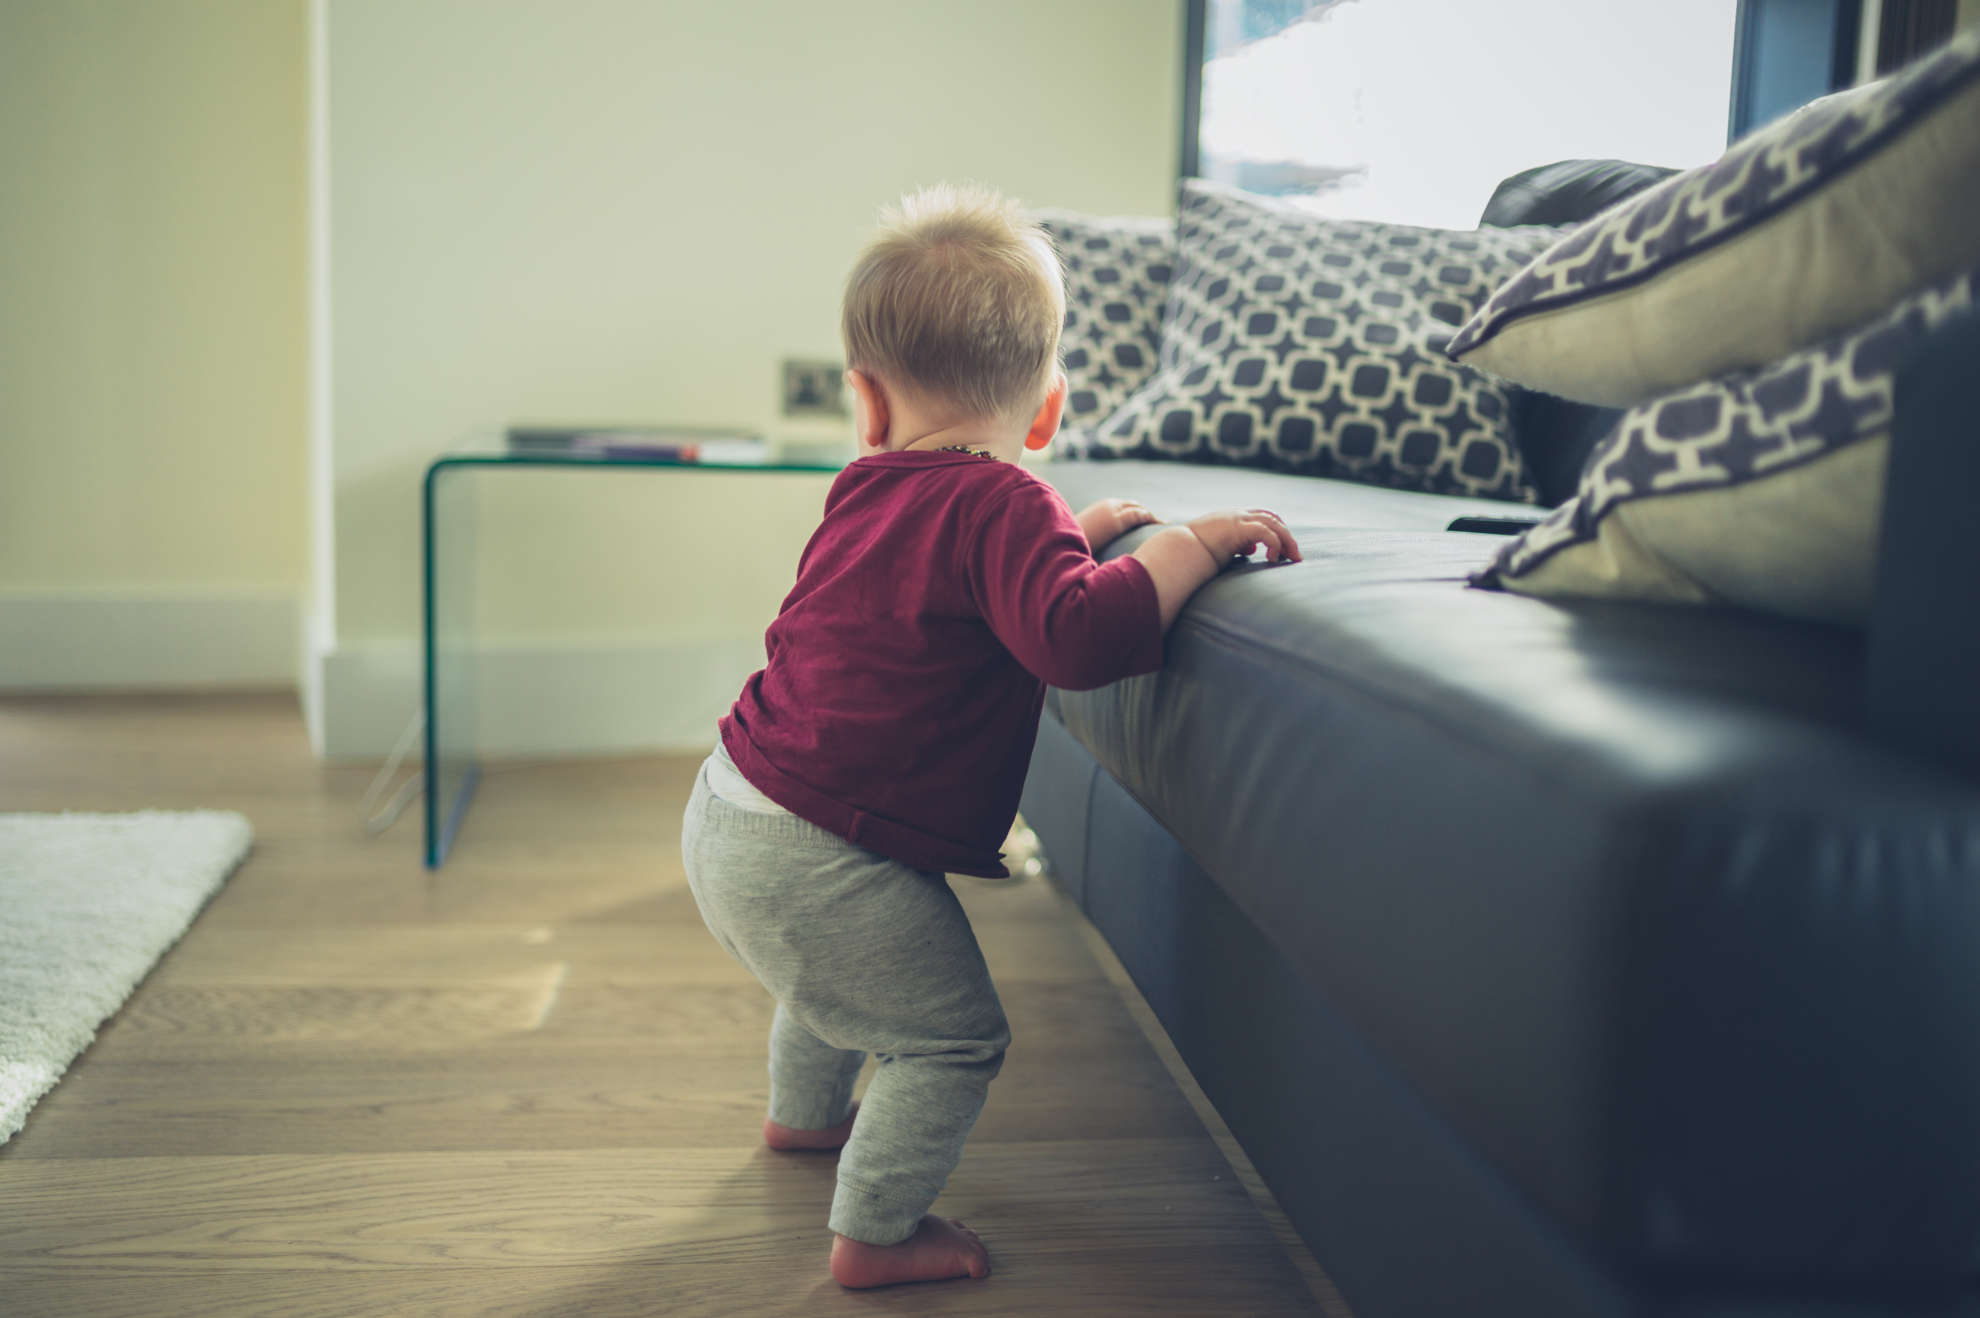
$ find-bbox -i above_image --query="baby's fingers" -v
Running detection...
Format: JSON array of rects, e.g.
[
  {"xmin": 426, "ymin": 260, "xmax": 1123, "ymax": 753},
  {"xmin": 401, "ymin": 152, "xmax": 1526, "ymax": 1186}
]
[
  {"xmin": 1234, "ymin": 518, "xmax": 1284, "ymax": 563},
  {"xmin": 1254, "ymin": 510, "xmax": 1300, "ymax": 562}
]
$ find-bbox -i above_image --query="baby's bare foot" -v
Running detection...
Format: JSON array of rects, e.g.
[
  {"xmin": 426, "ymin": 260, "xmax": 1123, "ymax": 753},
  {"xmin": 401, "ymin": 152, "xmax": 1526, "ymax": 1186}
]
[
  {"xmin": 763, "ymin": 1104, "xmax": 857, "ymax": 1152},
  {"xmin": 830, "ymin": 1215, "xmax": 989, "ymax": 1289}
]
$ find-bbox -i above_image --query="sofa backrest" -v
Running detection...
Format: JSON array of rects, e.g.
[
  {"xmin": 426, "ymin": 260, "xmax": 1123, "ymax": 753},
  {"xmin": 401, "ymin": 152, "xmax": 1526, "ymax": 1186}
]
[{"xmin": 1478, "ymin": 158, "xmax": 1678, "ymax": 229}]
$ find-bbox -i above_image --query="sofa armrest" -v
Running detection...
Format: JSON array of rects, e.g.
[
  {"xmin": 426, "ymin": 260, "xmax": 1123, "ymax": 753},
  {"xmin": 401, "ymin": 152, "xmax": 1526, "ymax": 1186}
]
[{"xmin": 1866, "ymin": 307, "xmax": 1980, "ymax": 776}]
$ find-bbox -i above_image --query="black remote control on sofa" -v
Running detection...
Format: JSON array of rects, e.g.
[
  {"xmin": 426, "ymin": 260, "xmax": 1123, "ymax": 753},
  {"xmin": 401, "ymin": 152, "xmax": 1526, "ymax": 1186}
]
[{"xmin": 1445, "ymin": 515, "xmax": 1545, "ymax": 535}]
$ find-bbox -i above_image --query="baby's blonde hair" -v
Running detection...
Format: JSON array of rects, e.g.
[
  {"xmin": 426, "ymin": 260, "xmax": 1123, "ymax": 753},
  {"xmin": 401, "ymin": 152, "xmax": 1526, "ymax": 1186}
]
[{"xmin": 842, "ymin": 183, "xmax": 1065, "ymax": 423}]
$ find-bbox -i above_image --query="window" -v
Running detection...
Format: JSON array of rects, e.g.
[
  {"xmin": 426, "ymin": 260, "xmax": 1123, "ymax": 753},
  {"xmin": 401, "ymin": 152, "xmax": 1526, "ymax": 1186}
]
[{"xmin": 1190, "ymin": 0, "xmax": 1741, "ymax": 229}]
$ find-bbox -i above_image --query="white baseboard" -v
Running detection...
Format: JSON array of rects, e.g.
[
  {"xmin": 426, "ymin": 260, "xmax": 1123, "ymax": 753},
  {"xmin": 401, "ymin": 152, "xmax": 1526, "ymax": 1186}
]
[
  {"xmin": 311, "ymin": 634, "xmax": 763, "ymax": 761},
  {"xmin": 0, "ymin": 591, "xmax": 299, "ymax": 690}
]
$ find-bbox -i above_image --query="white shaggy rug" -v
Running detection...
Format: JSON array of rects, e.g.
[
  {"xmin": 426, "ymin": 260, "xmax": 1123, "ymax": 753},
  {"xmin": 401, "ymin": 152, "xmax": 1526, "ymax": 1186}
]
[{"xmin": 0, "ymin": 811, "xmax": 252, "ymax": 1146}]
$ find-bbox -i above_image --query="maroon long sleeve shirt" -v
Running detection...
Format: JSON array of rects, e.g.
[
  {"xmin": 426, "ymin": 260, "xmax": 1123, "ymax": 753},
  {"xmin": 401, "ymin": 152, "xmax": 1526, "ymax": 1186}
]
[{"xmin": 719, "ymin": 449, "xmax": 1164, "ymax": 877}]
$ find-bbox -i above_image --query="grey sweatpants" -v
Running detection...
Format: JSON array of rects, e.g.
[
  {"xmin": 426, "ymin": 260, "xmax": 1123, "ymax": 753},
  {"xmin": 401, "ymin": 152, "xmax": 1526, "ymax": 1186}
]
[{"xmin": 680, "ymin": 757, "xmax": 1011, "ymax": 1246}]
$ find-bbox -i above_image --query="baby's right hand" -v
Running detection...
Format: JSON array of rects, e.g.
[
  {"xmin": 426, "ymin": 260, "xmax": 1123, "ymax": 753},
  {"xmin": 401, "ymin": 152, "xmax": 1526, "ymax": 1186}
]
[
  {"xmin": 1131, "ymin": 507, "xmax": 1303, "ymax": 631},
  {"xmin": 1185, "ymin": 508, "xmax": 1301, "ymax": 567}
]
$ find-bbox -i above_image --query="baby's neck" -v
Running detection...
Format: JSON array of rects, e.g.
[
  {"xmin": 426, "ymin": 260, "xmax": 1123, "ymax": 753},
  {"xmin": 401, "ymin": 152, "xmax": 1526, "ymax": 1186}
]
[{"xmin": 892, "ymin": 419, "xmax": 1024, "ymax": 463}]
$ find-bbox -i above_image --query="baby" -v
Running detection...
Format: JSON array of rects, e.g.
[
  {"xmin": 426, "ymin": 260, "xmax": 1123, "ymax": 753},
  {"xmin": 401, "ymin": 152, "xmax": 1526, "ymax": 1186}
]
[{"xmin": 681, "ymin": 182, "xmax": 1299, "ymax": 1289}]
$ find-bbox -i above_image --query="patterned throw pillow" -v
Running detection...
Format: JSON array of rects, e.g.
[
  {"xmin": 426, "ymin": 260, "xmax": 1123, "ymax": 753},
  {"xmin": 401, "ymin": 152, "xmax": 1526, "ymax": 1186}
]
[
  {"xmin": 1448, "ymin": 27, "xmax": 1980, "ymax": 408},
  {"xmin": 1032, "ymin": 211, "xmax": 1175, "ymax": 442},
  {"xmin": 1083, "ymin": 180, "xmax": 1561, "ymax": 503},
  {"xmin": 1475, "ymin": 265, "xmax": 1977, "ymax": 625}
]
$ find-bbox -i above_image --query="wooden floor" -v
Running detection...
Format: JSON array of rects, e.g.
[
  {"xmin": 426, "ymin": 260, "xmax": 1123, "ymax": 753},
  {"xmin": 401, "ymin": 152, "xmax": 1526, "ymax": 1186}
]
[{"xmin": 0, "ymin": 692, "xmax": 1342, "ymax": 1317}]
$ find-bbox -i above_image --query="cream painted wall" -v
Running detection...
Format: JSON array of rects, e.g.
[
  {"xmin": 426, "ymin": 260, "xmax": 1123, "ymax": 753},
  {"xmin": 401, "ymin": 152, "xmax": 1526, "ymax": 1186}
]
[
  {"xmin": 1, "ymin": 0, "xmax": 307, "ymax": 598},
  {"xmin": 318, "ymin": 0, "xmax": 1181, "ymax": 753}
]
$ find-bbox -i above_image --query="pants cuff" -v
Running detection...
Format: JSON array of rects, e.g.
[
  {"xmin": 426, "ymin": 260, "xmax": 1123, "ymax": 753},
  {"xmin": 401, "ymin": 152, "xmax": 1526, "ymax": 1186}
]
[
  {"xmin": 828, "ymin": 1176, "xmax": 925, "ymax": 1246},
  {"xmin": 767, "ymin": 1080, "xmax": 856, "ymax": 1132}
]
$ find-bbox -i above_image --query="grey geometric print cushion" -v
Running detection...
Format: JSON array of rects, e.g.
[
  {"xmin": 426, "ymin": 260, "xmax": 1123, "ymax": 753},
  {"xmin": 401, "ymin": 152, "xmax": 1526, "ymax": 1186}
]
[
  {"xmin": 1082, "ymin": 180, "xmax": 1561, "ymax": 503},
  {"xmin": 1448, "ymin": 26, "xmax": 1980, "ymax": 408},
  {"xmin": 1478, "ymin": 264, "xmax": 1978, "ymax": 625},
  {"xmin": 1032, "ymin": 211, "xmax": 1175, "ymax": 443}
]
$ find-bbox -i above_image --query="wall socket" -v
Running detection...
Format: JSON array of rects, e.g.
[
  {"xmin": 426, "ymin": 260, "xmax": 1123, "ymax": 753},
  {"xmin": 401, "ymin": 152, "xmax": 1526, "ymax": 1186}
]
[{"xmin": 781, "ymin": 359, "xmax": 847, "ymax": 418}]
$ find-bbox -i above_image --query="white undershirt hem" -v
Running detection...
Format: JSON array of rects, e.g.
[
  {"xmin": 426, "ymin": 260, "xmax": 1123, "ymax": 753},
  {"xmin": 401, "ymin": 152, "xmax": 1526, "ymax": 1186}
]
[{"xmin": 706, "ymin": 740, "xmax": 792, "ymax": 815}]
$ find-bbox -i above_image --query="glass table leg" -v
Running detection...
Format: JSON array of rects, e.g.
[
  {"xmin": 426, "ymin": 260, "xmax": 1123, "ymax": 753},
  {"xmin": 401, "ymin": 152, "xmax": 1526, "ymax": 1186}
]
[{"xmin": 423, "ymin": 459, "xmax": 482, "ymax": 867}]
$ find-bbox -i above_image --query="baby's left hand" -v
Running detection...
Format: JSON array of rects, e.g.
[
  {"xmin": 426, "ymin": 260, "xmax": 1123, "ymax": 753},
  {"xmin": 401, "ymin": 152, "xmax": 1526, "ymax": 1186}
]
[{"xmin": 1076, "ymin": 498, "xmax": 1161, "ymax": 551}]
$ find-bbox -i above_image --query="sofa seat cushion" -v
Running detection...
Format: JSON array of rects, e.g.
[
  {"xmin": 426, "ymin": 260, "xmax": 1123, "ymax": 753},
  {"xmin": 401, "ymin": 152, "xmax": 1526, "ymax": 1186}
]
[
  {"xmin": 1040, "ymin": 455, "xmax": 1533, "ymax": 532},
  {"xmin": 1049, "ymin": 522, "xmax": 1980, "ymax": 1284}
]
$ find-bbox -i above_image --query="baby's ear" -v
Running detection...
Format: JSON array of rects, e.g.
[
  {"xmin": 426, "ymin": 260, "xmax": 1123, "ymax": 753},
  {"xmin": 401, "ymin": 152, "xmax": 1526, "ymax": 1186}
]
[
  {"xmin": 846, "ymin": 369, "xmax": 890, "ymax": 453},
  {"xmin": 1023, "ymin": 372, "xmax": 1067, "ymax": 452}
]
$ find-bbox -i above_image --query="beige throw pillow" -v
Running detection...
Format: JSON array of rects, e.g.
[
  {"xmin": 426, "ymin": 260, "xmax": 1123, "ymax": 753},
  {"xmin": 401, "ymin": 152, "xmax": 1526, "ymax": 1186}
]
[
  {"xmin": 1446, "ymin": 28, "xmax": 1980, "ymax": 408},
  {"xmin": 1473, "ymin": 266, "xmax": 1977, "ymax": 625}
]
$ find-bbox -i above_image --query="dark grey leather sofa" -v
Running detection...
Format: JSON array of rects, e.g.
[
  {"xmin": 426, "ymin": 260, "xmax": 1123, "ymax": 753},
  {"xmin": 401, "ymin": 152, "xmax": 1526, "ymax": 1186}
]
[{"xmin": 1020, "ymin": 175, "xmax": 1980, "ymax": 1317}]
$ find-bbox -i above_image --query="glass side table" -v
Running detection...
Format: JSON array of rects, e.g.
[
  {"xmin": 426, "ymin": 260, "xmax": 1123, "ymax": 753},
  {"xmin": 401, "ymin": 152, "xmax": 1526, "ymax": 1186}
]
[{"xmin": 421, "ymin": 438, "xmax": 845, "ymax": 867}]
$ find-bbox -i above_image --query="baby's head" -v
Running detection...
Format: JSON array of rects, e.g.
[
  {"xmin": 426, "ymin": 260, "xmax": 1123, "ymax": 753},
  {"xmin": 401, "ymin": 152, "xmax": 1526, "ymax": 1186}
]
[{"xmin": 842, "ymin": 183, "xmax": 1066, "ymax": 450}]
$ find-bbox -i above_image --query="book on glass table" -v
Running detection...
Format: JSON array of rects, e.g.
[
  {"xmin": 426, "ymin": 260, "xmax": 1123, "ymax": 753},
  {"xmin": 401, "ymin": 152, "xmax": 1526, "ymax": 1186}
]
[{"xmin": 504, "ymin": 424, "xmax": 767, "ymax": 464}]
